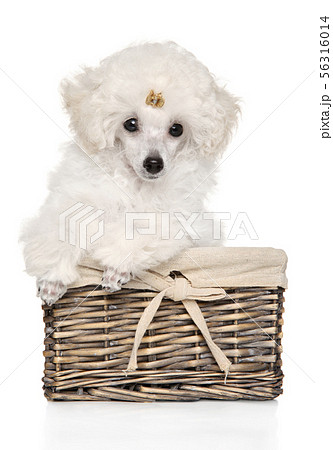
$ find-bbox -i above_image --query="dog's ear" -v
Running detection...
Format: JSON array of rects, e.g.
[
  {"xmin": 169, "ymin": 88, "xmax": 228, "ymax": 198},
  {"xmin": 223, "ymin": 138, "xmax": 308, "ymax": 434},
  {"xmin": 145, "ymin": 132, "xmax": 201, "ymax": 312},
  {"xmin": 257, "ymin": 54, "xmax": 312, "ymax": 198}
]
[
  {"xmin": 214, "ymin": 85, "xmax": 240, "ymax": 151},
  {"xmin": 197, "ymin": 84, "xmax": 240, "ymax": 158},
  {"xmin": 60, "ymin": 66, "xmax": 107, "ymax": 153}
]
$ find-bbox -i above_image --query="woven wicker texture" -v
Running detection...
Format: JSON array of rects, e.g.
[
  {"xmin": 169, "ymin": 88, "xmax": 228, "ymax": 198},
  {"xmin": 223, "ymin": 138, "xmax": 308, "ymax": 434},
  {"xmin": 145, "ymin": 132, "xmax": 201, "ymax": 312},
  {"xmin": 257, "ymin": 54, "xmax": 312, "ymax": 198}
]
[{"xmin": 43, "ymin": 284, "xmax": 284, "ymax": 401}]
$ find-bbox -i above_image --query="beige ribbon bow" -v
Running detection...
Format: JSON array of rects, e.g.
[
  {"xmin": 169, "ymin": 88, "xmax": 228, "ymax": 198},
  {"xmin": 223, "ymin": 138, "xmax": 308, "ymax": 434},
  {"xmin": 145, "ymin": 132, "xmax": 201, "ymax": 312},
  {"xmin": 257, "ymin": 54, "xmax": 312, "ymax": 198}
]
[{"xmin": 126, "ymin": 272, "xmax": 232, "ymax": 378}]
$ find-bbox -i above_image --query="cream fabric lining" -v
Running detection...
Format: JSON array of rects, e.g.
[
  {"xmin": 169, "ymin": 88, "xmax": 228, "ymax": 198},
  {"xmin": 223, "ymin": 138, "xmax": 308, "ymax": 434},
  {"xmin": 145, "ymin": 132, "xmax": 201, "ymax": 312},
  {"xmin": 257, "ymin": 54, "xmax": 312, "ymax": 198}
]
[{"xmin": 70, "ymin": 247, "xmax": 288, "ymax": 291}]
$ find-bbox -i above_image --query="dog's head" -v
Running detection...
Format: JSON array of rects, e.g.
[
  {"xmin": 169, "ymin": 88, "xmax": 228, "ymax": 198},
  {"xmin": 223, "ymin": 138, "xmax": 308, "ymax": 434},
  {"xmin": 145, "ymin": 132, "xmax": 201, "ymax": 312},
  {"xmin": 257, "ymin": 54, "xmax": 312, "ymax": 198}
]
[{"xmin": 61, "ymin": 42, "xmax": 240, "ymax": 181}]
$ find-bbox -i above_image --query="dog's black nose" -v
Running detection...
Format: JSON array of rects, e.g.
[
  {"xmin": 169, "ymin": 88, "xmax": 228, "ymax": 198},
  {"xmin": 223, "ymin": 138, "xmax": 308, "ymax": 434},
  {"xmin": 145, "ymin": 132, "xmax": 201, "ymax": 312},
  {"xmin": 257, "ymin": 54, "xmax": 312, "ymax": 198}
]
[{"xmin": 143, "ymin": 156, "xmax": 164, "ymax": 174}]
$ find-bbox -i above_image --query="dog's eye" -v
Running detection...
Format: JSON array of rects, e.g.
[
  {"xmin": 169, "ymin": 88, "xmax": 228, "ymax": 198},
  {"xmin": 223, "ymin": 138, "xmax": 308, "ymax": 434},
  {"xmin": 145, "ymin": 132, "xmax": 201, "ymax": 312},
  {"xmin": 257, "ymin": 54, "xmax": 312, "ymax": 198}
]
[
  {"xmin": 169, "ymin": 123, "xmax": 183, "ymax": 137},
  {"xmin": 124, "ymin": 118, "xmax": 138, "ymax": 132}
]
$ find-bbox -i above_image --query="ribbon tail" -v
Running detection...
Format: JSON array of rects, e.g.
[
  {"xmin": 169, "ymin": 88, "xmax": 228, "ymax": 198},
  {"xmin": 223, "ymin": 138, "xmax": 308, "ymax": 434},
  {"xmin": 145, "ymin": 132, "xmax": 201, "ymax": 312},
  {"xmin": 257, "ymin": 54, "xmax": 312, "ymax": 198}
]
[
  {"xmin": 182, "ymin": 299, "xmax": 232, "ymax": 379},
  {"xmin": 126, "ymin": 288, "xmax": 167, "ymax": 371}
]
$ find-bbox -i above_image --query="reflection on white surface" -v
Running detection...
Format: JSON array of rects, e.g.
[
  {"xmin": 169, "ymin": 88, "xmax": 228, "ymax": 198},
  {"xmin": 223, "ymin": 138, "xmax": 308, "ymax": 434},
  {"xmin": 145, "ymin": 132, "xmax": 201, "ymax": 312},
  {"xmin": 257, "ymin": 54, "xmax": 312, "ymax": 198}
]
[{"xmin": 43, "ymin": 400, "xmax": 278, "ymax": 450}]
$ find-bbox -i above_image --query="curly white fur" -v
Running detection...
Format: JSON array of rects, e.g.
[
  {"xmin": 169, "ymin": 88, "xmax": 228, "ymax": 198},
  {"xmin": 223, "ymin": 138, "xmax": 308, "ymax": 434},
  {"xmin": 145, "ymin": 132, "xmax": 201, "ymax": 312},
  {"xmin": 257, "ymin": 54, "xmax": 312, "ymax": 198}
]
[{"xmin": 20, "ymin": 42, "xmax": 239, "ymax": 304}]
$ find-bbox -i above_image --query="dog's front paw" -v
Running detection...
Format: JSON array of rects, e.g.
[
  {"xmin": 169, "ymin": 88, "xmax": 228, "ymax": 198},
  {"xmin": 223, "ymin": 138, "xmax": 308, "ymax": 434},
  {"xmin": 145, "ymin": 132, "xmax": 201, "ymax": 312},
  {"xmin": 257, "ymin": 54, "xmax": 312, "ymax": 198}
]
[
  {"xmin": 37, "ymin": 279, "xmax": 67, "ymax": 305},
  {"xmin": 101, "ymin": 267, "xmax": 131, "ymax": 293}
]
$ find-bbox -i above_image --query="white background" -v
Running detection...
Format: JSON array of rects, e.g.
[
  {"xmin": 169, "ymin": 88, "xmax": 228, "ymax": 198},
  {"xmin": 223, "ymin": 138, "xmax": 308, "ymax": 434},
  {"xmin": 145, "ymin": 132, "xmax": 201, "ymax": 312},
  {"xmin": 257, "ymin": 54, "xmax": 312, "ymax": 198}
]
[{"xmin": 0, "ymin": 1, "xmax": 332, "ymax": 449}]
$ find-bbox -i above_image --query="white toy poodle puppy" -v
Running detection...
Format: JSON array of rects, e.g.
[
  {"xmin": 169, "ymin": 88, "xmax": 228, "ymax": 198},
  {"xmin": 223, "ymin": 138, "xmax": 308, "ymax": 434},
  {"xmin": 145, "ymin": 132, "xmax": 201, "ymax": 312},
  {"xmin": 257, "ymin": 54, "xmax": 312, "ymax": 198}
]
[{"xmin": 20, "ymin": 42, "xmax": 239, "ymax": 304}]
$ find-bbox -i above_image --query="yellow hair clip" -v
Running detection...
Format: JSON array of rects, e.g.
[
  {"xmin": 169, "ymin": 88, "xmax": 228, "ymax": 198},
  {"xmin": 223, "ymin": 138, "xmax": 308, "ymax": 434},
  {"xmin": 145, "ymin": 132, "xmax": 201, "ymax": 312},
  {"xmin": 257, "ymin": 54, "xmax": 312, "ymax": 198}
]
[{"xmin": 145, "ymin": 90, "xmax": 165, "ymax": 108}]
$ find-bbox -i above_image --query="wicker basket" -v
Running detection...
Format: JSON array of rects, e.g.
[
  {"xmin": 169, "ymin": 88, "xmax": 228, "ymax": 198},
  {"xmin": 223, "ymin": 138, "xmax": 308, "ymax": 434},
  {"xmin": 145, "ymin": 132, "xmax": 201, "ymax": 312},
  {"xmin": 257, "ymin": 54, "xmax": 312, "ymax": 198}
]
[{"xmin": 42, "ymin": 247, "xmax": 287, "ymax": 401}]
